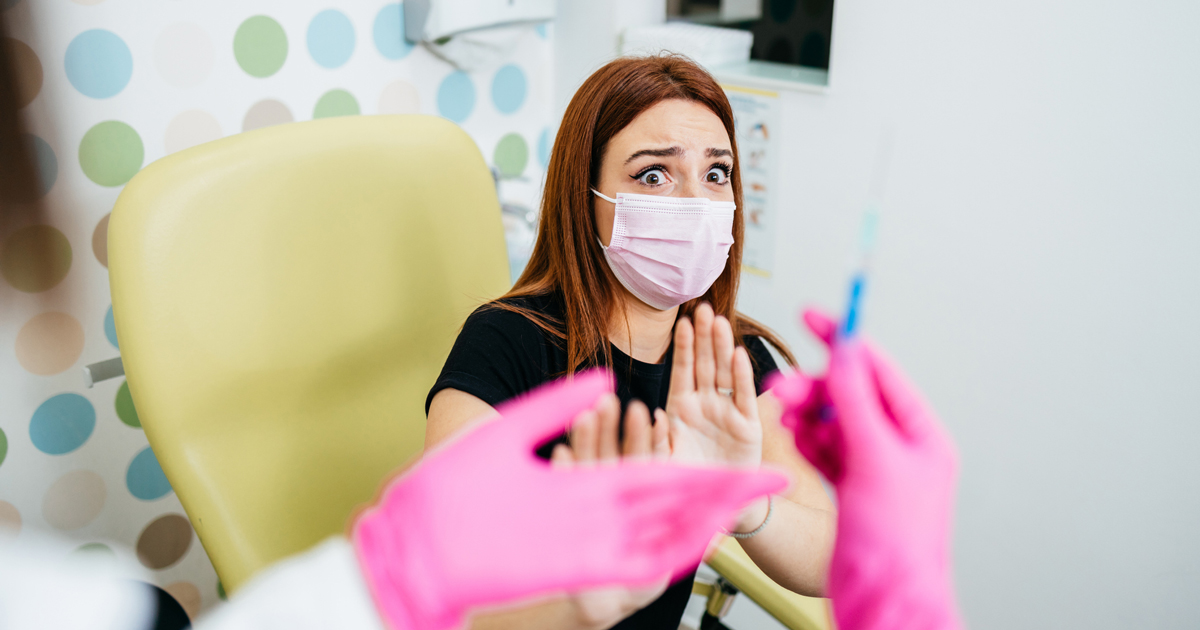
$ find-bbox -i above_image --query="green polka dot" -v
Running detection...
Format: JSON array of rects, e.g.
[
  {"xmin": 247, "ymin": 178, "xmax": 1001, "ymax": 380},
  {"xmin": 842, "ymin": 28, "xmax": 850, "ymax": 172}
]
[
  {"xmin": 235, "ymin": 16, "xmax": 288, "ymax": 78},
  {"xmin": 79, "ymin": 121, "xmax": 143, "ymax": 187},
  {"xmin": 217, "ymin": 580, "xmax": 227, "ymax": 601},
  {"xmin": 493, "ymin": 133, "xmax": 528, "ymax": 178},
  {"xmin": 0, "ymin": 428, "xmax": 7, "ymax": 468},
  {"xmin": 1, "ymin": 225, "xmax": 72, "ymax": 293},
  {"xmin": 116, "ymin": 381, "xmax": 140, "ymax": 428},
  {"xmin": 72, "ymin": 542, "xmax": 115, "ymax": 558},
  {"xmin": 313, "ymin": 89, "xmax": 360, "ymax": 118}
]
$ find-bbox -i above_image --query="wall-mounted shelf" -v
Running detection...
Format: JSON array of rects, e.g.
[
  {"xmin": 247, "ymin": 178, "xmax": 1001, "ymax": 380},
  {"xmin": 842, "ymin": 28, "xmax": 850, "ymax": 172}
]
[{"xmin": 711, "ymin": 60, "xmax": 828, "ymax": 94}]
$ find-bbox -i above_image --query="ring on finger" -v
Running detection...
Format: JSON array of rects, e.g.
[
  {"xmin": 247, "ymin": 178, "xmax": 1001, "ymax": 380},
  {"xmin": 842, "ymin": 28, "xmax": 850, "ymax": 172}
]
[{"xmin": 717, "ymin": 387, "xmax": 734, "ymax": 397}]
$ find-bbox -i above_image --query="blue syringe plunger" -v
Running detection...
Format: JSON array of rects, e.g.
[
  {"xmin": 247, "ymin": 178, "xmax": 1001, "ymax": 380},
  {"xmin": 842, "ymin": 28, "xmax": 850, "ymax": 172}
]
[{"xmin": 841, "ymin": 271, "xmax": 866, "ymax": 339}]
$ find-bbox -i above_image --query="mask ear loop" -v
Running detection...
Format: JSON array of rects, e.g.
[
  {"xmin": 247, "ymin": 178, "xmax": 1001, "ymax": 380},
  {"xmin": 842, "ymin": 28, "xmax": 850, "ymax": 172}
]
[
  {"xmin": 593, "ymin": 189, "xmax": 615, "ymax": 251},
  {"xmin": 591, "ymin": 189, "xmax": 619, "ymax": 204}
]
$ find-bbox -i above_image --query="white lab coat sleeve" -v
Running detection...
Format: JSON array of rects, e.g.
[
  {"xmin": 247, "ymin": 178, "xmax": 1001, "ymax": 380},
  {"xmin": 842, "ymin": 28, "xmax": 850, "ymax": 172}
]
[{"xmin": 193, "ymin": 537, "xmax": 389, "ymax": 630}]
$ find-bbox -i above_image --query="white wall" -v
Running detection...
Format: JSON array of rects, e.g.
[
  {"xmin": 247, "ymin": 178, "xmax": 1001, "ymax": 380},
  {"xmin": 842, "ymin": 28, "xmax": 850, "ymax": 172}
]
[
  {"xmin": 743, "ymin": 1, "xmax": 1200, "ymax": 627},
  {"xmin": 552, "ymin": 0, "xmax": 664, "ymax": 118},
  {"xmin": 560, "ymin": 1, "xmax": 1200, "ymax": 627}
]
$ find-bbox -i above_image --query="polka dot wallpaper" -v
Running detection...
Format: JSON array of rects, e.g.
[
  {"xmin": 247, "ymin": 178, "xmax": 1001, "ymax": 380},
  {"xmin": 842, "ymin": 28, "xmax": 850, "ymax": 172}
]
[{"xmin": 0, "ymin": 0, "xmax": 552, "ymax": 619}]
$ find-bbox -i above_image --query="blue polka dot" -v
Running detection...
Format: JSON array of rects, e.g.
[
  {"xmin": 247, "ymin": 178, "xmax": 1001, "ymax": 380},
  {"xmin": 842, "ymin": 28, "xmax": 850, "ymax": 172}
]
[
  {"xmin": 535, "ymin": 22, "xmax": 548, "ymax": 39},
  {"xmin": 491, "ymin": 64, "xmax": 526, "ymax": 115},
  {"xmin": 437, "ymin": 72, "xmax": 475, "ymax": 123},
  {"xmin": 307, "ymin": 9, "xmax": 355, "ymax": 69},
  {"xmin": 538, "ymin": 127, "xmax": 552, "ymax": 168},
  {"xmin": 104, "ymin": 305, "xmax": 118, "ymax": 349},
  {"xmin": 64, "ymin": 30, "xmax": 133, "ymax": 99},
  {"xmin": 26, "ymin": 135, "xmax": 57, "ymax": 197},
  {"xmin": 373, "ymin": 3, "xmax": 413, "ymax": 60},
  {"xmin": 30, "ymin": 394, "xmax": 96, "ymax": 455},
  {"xmin": 127, "ymin": 446, "xmax": 173, "ymax": 501}
]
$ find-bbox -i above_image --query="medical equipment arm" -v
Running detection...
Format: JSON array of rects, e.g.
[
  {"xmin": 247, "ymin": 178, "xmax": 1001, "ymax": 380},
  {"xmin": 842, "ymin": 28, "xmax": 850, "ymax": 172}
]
[{"xmin": 770, "ymin": 311, "xmax": 964, "ymax": 630}]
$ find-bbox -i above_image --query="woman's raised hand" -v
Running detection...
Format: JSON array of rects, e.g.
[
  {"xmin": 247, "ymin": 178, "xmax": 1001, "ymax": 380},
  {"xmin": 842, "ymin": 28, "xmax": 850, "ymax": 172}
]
[{"xmin": 665, "ymin": 302, "xmax": 763, "ymax": 469}]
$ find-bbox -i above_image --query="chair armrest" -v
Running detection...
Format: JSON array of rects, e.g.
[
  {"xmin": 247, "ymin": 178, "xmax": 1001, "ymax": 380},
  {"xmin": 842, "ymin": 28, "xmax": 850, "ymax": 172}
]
[{"xmin": 705, "ymin": 536, "xmax": 833, "ymax": 630}]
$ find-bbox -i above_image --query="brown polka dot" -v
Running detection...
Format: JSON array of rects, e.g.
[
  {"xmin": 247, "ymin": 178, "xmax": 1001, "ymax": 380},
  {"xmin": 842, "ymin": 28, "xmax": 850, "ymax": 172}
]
[
  {"xmin": 164, "ymin": 581, "xmax": 201, "ymax": 620},
  {"xmin": 15, "ymin": 312, "xmax": 85, "ymax": 375},
  {"xmin": 5, "ymin": 39, "xmax": 43, "ymax": 109},
  {"xmin": 42, "ymin": 470, "xmax": 106, "ymax": 529},
  {"xmin": 242, "ymin": 99, "xmax": 293, "ymax": 132},
  {"xmin": 1, "ymin": 224, "xmax": 73, "ymax": 293},
  {"xmin": 0, "ymin": 500, "xmax": 20, "ymax": 538},
  {"xmin": 164, "ymin": 110, "xmax": 221, "ymax": 154},
  {"xmin": 92, "ymin": 214, "xmax": 109, "ymax": 267},
  {"xmin": 136, "ymin": 513, "xmax": 192, "ymax": 569}
]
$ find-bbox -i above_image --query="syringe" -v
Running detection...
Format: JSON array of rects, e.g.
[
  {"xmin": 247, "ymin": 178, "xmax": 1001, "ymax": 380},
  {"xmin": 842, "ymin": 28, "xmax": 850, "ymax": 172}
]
[{"xmin": 839, "ymin": 128, "xmax": 893, "ymax": 341}]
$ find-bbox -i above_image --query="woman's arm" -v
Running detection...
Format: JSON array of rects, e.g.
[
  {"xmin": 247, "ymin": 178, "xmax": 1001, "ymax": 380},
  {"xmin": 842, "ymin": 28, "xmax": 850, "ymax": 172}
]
[
  {"xmin": 727, "ymin": 391, "xmax": 836, "ymax": 597},
  {"xmin": 661, "ymin": 305, "xmax": 836, "ymax": 597},
  {"xmin": 426, "ymin": 388, "xmax": 498, "ymax": 449}
]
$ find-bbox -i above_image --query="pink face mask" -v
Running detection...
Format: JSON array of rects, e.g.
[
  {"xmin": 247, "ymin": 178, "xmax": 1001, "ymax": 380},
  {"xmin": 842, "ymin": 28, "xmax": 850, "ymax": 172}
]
[{"xmin": 593, "ymin": 189, "xmax": 736, "ymax": 310}]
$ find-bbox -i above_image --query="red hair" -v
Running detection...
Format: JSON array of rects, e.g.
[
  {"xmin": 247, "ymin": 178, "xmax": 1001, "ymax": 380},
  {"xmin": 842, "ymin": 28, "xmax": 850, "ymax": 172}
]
[{"xmin": 496, "ymin": 54, "xmax": 796, "ymax": 373}]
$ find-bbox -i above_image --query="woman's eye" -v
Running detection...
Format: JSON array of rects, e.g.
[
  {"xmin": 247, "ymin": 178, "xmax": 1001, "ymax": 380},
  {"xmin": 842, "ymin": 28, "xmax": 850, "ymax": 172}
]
[
  {"xmin": 706, "ymin": 167, "xmax": 728, "ymax": 184},
  {"xmin": 637, "ymin": 169, "xmax": 666, "ymax": 185}
]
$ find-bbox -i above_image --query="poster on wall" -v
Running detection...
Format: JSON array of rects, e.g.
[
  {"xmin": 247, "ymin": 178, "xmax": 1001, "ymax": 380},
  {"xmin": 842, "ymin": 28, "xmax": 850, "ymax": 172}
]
[{"xmin": 723, "ymin": 84, "xmax": 780, "ymax": 278}]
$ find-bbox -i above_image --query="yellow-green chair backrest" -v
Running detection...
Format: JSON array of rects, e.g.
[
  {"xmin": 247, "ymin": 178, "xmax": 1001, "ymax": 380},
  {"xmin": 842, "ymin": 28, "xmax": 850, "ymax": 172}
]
[{"xmin": 108, "ymin": 115, "xmax": 510, "ymax": 593}]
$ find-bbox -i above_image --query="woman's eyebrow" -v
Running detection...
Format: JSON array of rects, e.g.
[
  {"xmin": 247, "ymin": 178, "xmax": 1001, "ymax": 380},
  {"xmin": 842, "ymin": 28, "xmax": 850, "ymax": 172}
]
[
  {"xmin": 624, "ymin": 146, "xmax": 680, "ymax": 165},
  {"xmin": 623, "ymin": 146, "xmax": 733, "ymax": 164}
]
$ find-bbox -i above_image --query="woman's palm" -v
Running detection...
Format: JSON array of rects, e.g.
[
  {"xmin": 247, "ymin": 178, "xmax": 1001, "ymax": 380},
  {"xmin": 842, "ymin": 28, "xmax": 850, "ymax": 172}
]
[
  {"xmin": 668, "ymin": 387, "xmax": 760, "ymax": 466},
  {"xmin": 666, "ymin": 304, "xmax": 763, "ymax": 469}
]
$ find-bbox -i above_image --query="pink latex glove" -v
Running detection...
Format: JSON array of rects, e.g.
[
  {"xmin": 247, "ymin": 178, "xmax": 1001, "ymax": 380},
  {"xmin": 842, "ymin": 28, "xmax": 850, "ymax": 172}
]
[
  {"xmin": 353, "ymin": 369, "xmax": 786, "ymax": 630},
  {"xmin": 769, "ymin": 311, "xmax": 963, "ymax": 630}
]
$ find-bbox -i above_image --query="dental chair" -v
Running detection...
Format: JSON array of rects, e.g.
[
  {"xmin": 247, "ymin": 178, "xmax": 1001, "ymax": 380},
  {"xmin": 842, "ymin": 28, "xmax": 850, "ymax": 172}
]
[
  {"xmin": 696, "ymin": 538, "xmax": 833, "ymax": 630},
  {"xmin": 109, "ymin": 115, "xmax": 511, "ymax": 593},
  {"xmin": 108, "ymin": 114, "xmax": 831, "ymax": 629}
]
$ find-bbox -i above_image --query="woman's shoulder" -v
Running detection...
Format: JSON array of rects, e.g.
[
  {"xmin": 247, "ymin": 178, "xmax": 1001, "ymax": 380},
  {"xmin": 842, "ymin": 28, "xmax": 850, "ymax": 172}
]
[
  {"xmin": 430, "ymin": 292, "xmax": 567, "ymax": 412},
  {"xmin": 475, "ymin": 291, "xmax": 563, "ymax": 316},
  {"xmin": 463, "ymin": 292, "xmax": 565, "ymax": 341}
]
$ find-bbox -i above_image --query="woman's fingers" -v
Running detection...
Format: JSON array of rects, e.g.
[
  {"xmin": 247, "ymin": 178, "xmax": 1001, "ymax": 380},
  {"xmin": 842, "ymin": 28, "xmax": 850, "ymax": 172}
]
[
  {"xmin": 550, "ymin": 443, "xmax": 575, "ymax": 468},
  {"xmin": 713, "ymin": 314, "xmax": 735, "ymax": 392},
  {"xmin": 570, "ymin": 409, "xmax": 598, "ymax": 465},
  {"xmin": 623, "ymin": 400, "xmax": 652, "ymax": 459},
  {"xmin": 657, "ymin": 409, "xmax": 673, "ymax": 450},
  {"xmin": 670, "ymin": 317, "xmax": 696, "ymax": 395},
  {"xmin": 693, "ymin": 303, "xmax": 717, "ymax": 392},
  {"xmin": 596, "ymin": 394, "xmax": 621, "ymax": 463},
  {"xmin": 732, "ymin": 346, "xmax": 759, "ymax": 420},
  {"xmin": 651, "ymin": 408, "xmax": 671, "ymax": 460}
]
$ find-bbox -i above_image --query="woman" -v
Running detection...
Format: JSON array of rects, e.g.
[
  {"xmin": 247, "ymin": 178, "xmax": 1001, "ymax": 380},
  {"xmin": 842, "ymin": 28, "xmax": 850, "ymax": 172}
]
[{"xmin": 426, "ymin": 55, "xmax": 836, "ymax": 630}]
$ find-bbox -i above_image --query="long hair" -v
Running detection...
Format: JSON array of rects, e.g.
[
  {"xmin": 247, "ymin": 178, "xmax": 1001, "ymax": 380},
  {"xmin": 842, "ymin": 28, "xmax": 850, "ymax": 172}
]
[{"xmin": 496, "ymin": 54, "xmax": 796, "ymax": 373}]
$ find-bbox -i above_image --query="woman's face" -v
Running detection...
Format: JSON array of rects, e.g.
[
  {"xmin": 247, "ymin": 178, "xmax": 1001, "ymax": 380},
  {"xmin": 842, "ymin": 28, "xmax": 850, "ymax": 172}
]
[{"xmin": 594, "ymin": 98, "xmax": 734, "ymax": 247}]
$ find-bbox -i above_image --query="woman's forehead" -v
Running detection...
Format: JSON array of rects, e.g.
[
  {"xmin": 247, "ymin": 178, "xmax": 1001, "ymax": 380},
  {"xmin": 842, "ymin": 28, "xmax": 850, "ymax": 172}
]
[{"xmin": 609, "ymin": 100, "xmax": 731, "ymax": 156}]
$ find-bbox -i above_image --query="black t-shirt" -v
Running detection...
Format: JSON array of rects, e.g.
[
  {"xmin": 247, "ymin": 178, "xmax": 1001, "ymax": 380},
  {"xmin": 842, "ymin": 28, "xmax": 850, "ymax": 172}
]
[{"xmin": 426, "ymin": 292, "xmax": 779, "ymax": 630}]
